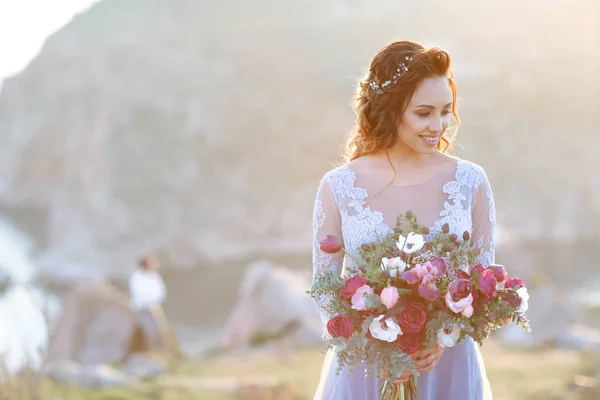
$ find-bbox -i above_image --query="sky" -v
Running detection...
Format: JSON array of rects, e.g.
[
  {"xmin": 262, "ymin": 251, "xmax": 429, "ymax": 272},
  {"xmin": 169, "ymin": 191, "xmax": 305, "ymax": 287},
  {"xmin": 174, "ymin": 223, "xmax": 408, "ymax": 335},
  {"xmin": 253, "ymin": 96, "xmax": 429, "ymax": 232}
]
[{"xmin": 0, "ymin": 0, "xmax": 99, "ymax": 82}]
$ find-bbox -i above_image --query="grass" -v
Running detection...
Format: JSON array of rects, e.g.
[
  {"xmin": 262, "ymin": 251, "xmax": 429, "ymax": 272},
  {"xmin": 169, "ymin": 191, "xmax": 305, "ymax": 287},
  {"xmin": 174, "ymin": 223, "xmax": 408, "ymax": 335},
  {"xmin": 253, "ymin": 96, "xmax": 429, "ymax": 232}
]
[{"xmin": 9, "ymin": 338, "xmax": 597, "ymax": 400}]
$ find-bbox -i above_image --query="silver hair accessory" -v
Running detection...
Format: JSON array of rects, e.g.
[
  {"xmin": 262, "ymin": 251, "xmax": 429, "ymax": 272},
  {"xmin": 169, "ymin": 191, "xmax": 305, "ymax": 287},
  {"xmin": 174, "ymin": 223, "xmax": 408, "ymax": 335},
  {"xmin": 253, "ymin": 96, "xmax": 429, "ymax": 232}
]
[{"xmin": 369, "ymin": 55, "xmax": 413, "ymax": 95}]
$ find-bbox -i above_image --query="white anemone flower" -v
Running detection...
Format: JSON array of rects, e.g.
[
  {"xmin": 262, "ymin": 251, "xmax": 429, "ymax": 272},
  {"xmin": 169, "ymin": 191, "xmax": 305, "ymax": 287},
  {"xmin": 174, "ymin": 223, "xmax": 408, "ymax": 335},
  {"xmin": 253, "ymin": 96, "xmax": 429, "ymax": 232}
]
[
  {"xmin": 516, "ymin": 287, "xmax": 530, "ymax": 314},
  {"xmin": 396, "ymin": 232, "xmax": 425, "ymax": 254},
  {"xmin": 381, "ymin": 257, "xmax": 407, "ymax": 277},
  {"xmin": 437, "ymin": 323, "xmax": 460, "ymax": 347},
  {"xmin": 368, "ymin": 315, "xmax": 402, "ymax": 342}
]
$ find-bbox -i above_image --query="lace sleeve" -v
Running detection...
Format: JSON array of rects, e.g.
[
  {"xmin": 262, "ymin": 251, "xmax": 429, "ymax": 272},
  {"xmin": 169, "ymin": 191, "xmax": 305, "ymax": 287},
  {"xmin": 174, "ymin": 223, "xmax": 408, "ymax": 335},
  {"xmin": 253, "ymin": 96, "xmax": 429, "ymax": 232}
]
[
  {"xmin": 313, "ymin": 174, "xmax": 344, "ymax": 276},
  {"xmin": 471, "ymin": 167, "xmax": 496, "ymax": 268},
  {"xmin": 312, "ymin": 174, "xmax": 344, "ymax": 327}
]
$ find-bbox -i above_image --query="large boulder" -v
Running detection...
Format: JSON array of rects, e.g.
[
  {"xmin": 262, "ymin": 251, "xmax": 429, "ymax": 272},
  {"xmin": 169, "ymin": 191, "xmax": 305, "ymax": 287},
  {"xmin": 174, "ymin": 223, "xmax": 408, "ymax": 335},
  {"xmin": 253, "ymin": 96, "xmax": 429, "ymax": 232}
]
[
  {"xmin": 47, "ymin": 280, "xmax": 136, "ymax": 365},
  {"xmin": 222, "ymin": 261, "xmax": 322, "ymax": 348}
]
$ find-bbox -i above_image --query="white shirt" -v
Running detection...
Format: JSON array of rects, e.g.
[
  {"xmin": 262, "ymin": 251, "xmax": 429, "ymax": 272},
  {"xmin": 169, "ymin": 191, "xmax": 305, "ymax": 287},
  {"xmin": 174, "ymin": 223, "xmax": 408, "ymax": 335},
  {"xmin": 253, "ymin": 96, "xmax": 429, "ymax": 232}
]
[{"xmin": 128, "ymin": 269, "xmax": 166, "ymax": 310}]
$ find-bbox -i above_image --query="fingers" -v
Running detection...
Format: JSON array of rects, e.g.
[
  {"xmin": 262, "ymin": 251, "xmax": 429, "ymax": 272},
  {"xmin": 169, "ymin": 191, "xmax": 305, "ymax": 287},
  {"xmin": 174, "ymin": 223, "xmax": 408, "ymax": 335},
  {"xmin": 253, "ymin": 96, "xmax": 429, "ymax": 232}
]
[
  {"xmin": 413, "ymin": 346, "xmax": 445, "ymax": 373},
  {"xmin": 393, "ymin": 370, "xmax": 412, "ymax": 384},
  {"xmin": 410, "ymin": 349, "xmax": 430, "ymax": 360},
  {"xmin": 416, "ymin": 355, "xmax": 437, "ymax": 373},
  {"xmin": 413, "ymin": 353, "xmax": 436, "ymax": 369}
]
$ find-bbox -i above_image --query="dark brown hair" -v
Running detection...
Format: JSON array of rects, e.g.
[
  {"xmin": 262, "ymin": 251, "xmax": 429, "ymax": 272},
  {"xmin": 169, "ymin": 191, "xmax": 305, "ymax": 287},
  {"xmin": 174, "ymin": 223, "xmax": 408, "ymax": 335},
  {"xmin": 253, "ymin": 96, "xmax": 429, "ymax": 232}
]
[
  {"xmin": 345, "ymin": 40, "xmax": 459, "ymax": 162},
  {"xmin": 138, "ymin": 254, "xmax": 158, "ymax": 270}
]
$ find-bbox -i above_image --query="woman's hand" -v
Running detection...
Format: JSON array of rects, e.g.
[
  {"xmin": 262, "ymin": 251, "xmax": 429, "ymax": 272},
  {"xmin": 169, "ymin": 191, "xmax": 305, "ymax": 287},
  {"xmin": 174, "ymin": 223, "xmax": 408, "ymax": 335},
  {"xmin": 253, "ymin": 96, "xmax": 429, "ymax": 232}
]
[
  {"xmin": 382, "ymin": 366, "xmax": 413, "ymax": 384},
  {"xmin": 411, "ymin": 344, "xmax": 445, "ymax": 374},
  {"xmin": 393, "ymin": 369, "xmax": 413, "ymax": 384}
]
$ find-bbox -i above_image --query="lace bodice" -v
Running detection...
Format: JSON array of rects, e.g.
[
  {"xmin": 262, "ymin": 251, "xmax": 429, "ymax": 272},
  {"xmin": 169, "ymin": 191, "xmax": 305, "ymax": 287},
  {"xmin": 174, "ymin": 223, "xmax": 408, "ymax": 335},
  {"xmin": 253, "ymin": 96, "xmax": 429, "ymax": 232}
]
[{"xmin": 312, "ymin": 158, "xmax": 496, "ymax": 290}]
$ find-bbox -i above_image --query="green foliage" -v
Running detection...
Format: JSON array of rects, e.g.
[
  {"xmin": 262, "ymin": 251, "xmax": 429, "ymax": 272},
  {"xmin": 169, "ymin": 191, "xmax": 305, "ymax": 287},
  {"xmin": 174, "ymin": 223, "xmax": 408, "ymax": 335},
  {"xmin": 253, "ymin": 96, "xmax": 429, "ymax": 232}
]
[{"xmin": 364, "ymin": 293, "xmax": 383, "ymax": 310}]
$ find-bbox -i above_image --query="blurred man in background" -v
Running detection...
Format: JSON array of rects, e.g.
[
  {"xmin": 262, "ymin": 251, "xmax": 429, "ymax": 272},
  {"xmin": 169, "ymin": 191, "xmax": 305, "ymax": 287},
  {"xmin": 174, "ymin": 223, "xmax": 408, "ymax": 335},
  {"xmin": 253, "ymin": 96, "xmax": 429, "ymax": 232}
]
[{"xmin": 128, "ymin": 254, "xmax": 170, "ymax": 354}]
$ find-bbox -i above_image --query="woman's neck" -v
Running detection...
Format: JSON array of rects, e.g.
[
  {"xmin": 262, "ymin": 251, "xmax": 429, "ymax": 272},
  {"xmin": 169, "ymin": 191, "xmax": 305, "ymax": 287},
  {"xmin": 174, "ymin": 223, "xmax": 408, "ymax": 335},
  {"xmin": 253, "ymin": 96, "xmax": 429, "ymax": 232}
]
[{"xmin": 373, "ymin": 147, "xmax": 441, "ymax": 172}]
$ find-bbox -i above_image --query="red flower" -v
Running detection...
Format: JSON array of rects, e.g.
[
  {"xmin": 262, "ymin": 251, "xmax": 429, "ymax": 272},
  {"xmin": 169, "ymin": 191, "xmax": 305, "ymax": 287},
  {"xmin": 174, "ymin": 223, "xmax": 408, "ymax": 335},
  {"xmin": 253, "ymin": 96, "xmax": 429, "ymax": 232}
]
[
  {"xmin": 497, "ymin": 290, "xmax": 522, "ymax": 309},
  {"xmin": 395, "ymin": 332, "xmax": 423, "ymax": 355},
  {"xmin": 504, "ymin": 277, "xmax": 525, "ymax": 289},
  {"xmin": 398, "ymin": 302, "xmax": 427, "ymax": 333},
  {"xmin": 478, "ymin": 269, "xmax": 498, "ymax": 297},
  {"xmin": 326, "ymin": 314, "xmax": 353, "ymax": 339},
  {"xmin": 470, "ymin": 264, "xmax": 484, "ymax": 278},
  {"xmin": 488, "ymin": 264, "xmax": 508, "ymax": 283},
  {"xmin": 341, "ymin": 274, "xmax": 367, "ymax": 299},
  {"xmin": 320, "ymin": 235, "xmax": 342, "ymax": 254},
  {"xmin": 471, "ymin": 290, "xmax": 483, "ymax": 308},
  {"xmin": 449, "ymin": 278, "xmax": 474, "ymax": 302}
]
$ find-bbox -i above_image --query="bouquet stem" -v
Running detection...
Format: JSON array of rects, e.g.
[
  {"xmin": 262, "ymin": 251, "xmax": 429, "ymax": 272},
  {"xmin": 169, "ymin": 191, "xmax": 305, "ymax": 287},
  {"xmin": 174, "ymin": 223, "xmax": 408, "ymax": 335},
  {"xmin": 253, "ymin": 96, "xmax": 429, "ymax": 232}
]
[{"xmin": 380, "ymin": 376, "xmax": 417, "ymax": 400}]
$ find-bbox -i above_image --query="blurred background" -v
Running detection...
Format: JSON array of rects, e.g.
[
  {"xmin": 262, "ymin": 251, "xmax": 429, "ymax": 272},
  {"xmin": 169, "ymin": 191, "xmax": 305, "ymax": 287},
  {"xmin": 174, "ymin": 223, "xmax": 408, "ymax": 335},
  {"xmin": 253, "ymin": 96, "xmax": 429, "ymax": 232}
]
[{"xmin": 0, "ymin": 0, "xmax": 598, "ymax": 399}]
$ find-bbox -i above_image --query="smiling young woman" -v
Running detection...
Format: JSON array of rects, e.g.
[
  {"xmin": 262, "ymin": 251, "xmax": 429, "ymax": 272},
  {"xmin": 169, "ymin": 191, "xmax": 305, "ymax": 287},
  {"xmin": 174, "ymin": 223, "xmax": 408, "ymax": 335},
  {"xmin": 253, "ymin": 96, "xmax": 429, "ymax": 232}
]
[{"xmin": 311, "ymin": 40, "xmax": 497, "ymax": 400}]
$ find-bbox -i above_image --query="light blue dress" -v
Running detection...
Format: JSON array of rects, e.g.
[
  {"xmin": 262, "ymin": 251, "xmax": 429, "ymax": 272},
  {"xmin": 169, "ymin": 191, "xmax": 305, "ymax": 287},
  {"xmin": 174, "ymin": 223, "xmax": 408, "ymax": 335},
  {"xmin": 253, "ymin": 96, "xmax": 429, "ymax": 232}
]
[{"xmin": 312, "ymin": 159, "xmax": 494, "ymax": 399}]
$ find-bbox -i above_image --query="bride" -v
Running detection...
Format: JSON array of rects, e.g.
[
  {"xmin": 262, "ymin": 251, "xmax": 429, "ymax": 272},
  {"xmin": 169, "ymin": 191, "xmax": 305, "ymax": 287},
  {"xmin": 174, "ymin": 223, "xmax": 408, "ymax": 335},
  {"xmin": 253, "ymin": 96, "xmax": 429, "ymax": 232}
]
[{"xmin": 312, "ymin": 40, "xmax": 496, "ymax": 399}]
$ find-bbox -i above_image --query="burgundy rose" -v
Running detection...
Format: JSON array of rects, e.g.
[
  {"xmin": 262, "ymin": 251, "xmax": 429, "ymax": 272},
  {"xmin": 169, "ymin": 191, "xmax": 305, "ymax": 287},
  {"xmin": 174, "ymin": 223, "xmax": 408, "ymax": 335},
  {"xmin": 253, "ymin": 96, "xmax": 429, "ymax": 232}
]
[
  {"xmin": 497, "ymin": 290, "xmax": 522, "ymax": 308},
  {"xmin": 395, "ymin": 332, "xmax": 423, "ymax": 355},
  {"xmin": 341, "ymin": 274, "xmax": 367, "ymax": 299},
  {"xmin": 449, "ymin": 278, "xmax": 474, "ymax": 302},
  {"xmin": 320, "ymin": 235, "xmax": 342, "ymax": 254},
  {"xmin": 398, "ymin": 302, "xmax": 427, "ymax": 333},
  {"xmin": 429, "ymin": 258, "xmax": 448, "ymax": 275},
  {"xmin": 488, "ymin": 264, "xmax": 508, "ymax": 283},
  {"xmin": 326, "ymin": 314, "xmax": 354, "ymax": 339},
  {"xmin": 504, "ymin": 277, "xmax": 525, "ymax": 289},
  {"xmin": 471, "ymin": 290, "xmax": 483, "ymax": 308},
  {"xmin": 478, "ymin": 269, "xmax": 498, "ymax": 297}
]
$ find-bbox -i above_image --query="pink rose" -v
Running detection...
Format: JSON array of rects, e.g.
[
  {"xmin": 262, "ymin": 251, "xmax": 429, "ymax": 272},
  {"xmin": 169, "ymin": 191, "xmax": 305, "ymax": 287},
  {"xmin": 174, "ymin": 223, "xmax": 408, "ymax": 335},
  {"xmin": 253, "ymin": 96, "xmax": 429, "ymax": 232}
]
[
  {"xmin": 489, "ymin": 264, "xmax": 508, "ymax": 283},
  {"xmin": 341, "ymin": 275, "xmax": 367, "ymax": 299},
  {"xmin": 351, "ymin": 285, "xmax": 374, "ymax": 310},
  {"xmin": 380, "ymin": 286, "xmax": 399, "ymax": 309},
  {"xmin": 446, "ymin": 278, "xmax": 474, "ymax": 318},
  {"xmin": 478, "ymin": 269, "xmax": 498, "ymax": 298},
  {"xmin": 445, "ymin": 292, "xmax": 474, "ymax": 317},
  {"xmin": 327, "ymin": 314, "xmax": 353, "ymax": 339},
  {"xmin": 504, "ymin": 277, "xmax": 525, "ymax": 289},
  {"xmin": 320, "ymin": 235, "xmax": 342, "ymax": 254}
]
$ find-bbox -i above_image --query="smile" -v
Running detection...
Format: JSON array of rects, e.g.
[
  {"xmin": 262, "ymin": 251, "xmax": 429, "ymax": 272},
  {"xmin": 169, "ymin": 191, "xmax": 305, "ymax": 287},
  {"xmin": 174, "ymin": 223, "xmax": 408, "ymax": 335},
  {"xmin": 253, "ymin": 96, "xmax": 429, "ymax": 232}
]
[{"xmin": 420, "ymin": 135, "xmax": 438, "ymax": 145}]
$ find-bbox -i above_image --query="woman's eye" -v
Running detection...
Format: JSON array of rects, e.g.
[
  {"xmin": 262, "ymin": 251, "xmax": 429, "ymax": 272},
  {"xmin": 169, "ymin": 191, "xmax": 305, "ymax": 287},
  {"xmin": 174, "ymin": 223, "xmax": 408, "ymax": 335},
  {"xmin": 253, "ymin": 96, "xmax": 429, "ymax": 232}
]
[
  {"xmin": 417, "ymin": 112, "xmax": 430, "ymax": 117},
  {"xmin": 442, "ymin": 110, "xmax": 451, "ymax": 116}
]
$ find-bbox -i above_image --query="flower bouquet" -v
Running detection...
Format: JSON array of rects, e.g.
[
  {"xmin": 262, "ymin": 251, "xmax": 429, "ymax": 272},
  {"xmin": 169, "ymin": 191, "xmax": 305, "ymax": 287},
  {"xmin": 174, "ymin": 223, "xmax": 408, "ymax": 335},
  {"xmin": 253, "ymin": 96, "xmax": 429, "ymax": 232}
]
[{"xmin": 309, "ymin": 211, "xmax": 531, "ymax": 400}]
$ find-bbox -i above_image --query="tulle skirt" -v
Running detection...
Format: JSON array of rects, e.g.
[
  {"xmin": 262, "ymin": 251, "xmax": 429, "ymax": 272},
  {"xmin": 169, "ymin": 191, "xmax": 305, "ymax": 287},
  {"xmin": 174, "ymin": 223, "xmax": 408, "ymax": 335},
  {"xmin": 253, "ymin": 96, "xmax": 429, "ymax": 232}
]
[{"xmin": 314, "ymin": 337, "xmax": 492, "ymax": 400}]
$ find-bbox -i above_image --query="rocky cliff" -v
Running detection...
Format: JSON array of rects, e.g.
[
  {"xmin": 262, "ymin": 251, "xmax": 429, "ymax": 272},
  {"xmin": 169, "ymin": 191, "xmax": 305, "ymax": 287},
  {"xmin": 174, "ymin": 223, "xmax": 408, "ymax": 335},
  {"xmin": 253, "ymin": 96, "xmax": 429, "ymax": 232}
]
[{"xmin": 0, "ymin": 0, "xmax": 597, "ymax": 282}]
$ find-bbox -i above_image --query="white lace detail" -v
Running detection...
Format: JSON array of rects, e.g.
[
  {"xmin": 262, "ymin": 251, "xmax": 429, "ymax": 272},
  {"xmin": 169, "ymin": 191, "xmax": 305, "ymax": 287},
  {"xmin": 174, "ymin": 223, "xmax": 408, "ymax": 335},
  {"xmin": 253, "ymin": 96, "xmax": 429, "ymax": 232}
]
[
  {"xmin": 311, "ymin": 159, "xmax": 496, "ymax": 324},
  {"xmin": 312, "ymin": 194, "xmax": 334, "ymax": 274}
]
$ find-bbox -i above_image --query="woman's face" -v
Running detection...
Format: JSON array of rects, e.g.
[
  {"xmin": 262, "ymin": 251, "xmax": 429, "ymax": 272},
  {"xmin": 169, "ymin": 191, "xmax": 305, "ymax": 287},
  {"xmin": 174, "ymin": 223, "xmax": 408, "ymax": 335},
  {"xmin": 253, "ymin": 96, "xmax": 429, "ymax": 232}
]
[{"xmin": 396, "ymin": 76, "xmax": 453, "ymax": 154}]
